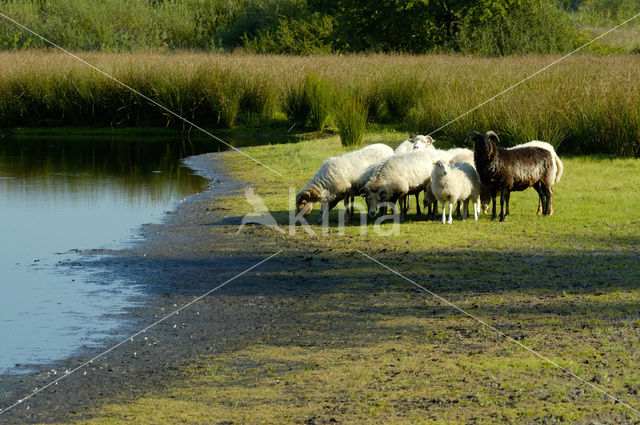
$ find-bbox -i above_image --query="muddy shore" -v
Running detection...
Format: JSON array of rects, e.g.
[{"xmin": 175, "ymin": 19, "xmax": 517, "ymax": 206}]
[{"xmin": 0, "ymin": 152, "xmax": 331, "ymax": 424}]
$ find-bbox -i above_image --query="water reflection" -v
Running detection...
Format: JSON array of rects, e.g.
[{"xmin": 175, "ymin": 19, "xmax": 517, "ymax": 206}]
[{"xmin": 0, "ymin": 131, "xmax": 216, "ymax": 374}]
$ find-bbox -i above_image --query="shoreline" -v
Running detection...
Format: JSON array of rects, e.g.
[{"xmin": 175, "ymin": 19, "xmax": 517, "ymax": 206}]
[{"xmin": 0, "ymin": 151, "xmax": 292, "ymax": 424}]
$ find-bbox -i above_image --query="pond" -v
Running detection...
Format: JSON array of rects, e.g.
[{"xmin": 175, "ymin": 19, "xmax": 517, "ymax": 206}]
[{"xmin": 0, "ymin": 129, "xmax": 298, "ymax": 375}]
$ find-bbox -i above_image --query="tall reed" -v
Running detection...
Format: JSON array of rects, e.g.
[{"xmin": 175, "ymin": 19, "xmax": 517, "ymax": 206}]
[
  {"xmin": 335, "ymin": 92, "xmax": 367, "ymax": 147},
  {"xmin": 0, "ymin": 52, "xmax": 638, "ymax": 156}
]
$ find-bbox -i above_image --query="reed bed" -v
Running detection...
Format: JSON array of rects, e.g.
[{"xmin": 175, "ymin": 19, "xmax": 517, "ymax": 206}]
[{"xmin": 1, "ymin": 51, "xmax": 639, "ymax": 156}]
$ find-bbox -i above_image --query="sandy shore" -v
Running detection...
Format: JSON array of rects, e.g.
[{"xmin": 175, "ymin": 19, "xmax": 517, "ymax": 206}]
[{"xmin": 0, "ymin": 152, "xmax": 319, "ymax": 424}]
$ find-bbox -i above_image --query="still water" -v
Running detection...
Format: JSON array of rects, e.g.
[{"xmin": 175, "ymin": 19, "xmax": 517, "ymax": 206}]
[{"xmin": 0, "ymin": 131, "xmax": 220, "ymax": 374}]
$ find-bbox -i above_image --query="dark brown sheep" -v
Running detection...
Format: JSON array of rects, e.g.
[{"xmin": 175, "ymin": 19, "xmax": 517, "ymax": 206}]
[{"xmin": 470, "ymin": 130, "xmax": 555, "ymax": 222}]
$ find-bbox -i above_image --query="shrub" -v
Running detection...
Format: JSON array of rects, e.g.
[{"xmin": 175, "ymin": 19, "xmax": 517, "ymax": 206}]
[
  {"xmin": 335, "ymin": 92, "xmax": 367, "ymax": 147},
  {"xmin": 456, "ymin": 0, "xmax": 583, "ymax": 55},
  {"xmin": 382, "ymin": 75, "xmax": 420, "ymax": 122},
  {"xmin": 305, "ymin": 74, "xmax": 334, "ymax": 131},
  {"xmin": 282, "ymin": 78, "xmax": 310, "ymax": 127}
]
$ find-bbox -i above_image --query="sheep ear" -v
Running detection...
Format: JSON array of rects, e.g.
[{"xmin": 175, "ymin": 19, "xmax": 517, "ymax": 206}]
[
  {"xmin": 449, "ymin": 159, "xmax": 455, "ymax": 165},
  {"xmin": 486, "ymin": 131, "xmax": 500, "ymax": 144}
]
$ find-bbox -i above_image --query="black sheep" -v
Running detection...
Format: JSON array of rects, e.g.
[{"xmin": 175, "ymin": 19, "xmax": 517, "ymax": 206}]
[{"xmin": 470, "ymin": 130, "xmax": 555, "ymax": 222}]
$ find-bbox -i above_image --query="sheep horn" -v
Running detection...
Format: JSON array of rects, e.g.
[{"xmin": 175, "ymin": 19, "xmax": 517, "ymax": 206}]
[
  {"xmin": 485, "ymin": 131, "xmax": 500, "ymax": 143},
  {"xmin": 465, "ymin": 130, "xmax": 480, "ymax": 143}
]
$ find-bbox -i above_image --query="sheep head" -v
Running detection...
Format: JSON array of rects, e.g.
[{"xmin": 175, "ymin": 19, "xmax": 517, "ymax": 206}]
[
  {"xmin": 412, "ymin": 135, "xmax": 434, "ymax": 150},
  {"xmin": 469, "ymin": 130, "xmax": 498, "ymax": 157},
  {"xmin": 364, "ymin": 185, "xmax": 391, "ymax": 218},
  {"xmin": 433, "ymin": 159, "xmax": 449, "ymax": 176},
  {"xmin": 295, "ymin": 190, "xmax": 315, "ymax": 217}
]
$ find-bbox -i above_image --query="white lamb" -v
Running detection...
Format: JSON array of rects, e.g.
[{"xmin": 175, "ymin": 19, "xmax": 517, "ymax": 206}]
[
  {"xmin": 508, "ymin": 140, "xmax": 563, "ymax": 214},
  {"xmin": 362, "ymin": 149, "xmax": 438, "ymax": 218},
  {"xmin": 296, "ymin": 143, "xmax": 394, "ymax": 219},
  {"xmin": 431, "ymin": 160, "xmax": 481, "ymax": 224}
]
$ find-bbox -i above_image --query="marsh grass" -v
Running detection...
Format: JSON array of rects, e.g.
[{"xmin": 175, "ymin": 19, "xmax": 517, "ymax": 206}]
[
  {"xmin": 305, "ymin": 74, "xmax": 334, "ymax": 131},
  {"xmin": 335, "ymin": 93, "xmax": 367, "ymax": 146},
  {"xmin": 1, "ymin": 52, "xmax": 639, "ymax": 155}
]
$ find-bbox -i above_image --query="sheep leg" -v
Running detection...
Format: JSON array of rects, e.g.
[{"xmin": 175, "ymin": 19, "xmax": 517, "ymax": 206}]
[
  {"xmin": 499, "ymin": 190, "xmax": 507, "ymax": 222},
  {"xmin": 537, "ymin": 197, "xmax": 543, "ymax": 215},
  {"xmin": 491, "ymin": 191, "xmax": 497, "ymax": 220},
  {"xmin": 441, "ymin": 202, "xmax": 447, "ymax": 224},
  {"xmin": 462, "ymin": 200, "xmax": 468, "ymax": 221},
  {"xmin": 541, "ymin": 184, "xmax": 553, "ymax": 216},
  {"xmin": 319, "ymin": 201, "xmax": 329, "ymax": 224},
  {"xmin": 405, "ymin": 196, "xmax": 410, "ymax": 215},
  {"xmin": 344, "ymin": 197, "xmax": 351, "ymax": 222},
  {"xmin": 533, "ymin": 183, "xmax": 544, "ymax": 215},
  {"xmin": 415, "ymin": 193, "xmax": 421, "ymax": 215},
  {"xmin": 448, "ymin": 202, "xmax": 453, "ymax": 224},
  {"xmin": 504, "ymin": 191, "xmax": 511, "ymax": 216},
  {"xmin": 349, "ymin": 195, "xmax": 355, "ymax": 222},
  {"xmin": 473, "ymin": 198, "xmax": 479, "ymax": 221},
  {"xmin": 546, "ymin": 185, "xmax": 554, "ymax": 215}
]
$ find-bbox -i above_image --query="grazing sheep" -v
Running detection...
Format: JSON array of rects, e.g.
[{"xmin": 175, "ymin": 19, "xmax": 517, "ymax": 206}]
[
  {"xmin": 296, "ymin": 143, "xmax": 394, "ymax": 220},
  {"xmin": 431, "ymin": 160, "xmax": 481, "ymax": 224},
  {"xmin": 362, "ymin": 149, "xmax": 438, "ymax": 219},
  {"xmin": 508, "ymin": 140, "xmax": 563, "ymax": 215},
  {"xmin": 470, "ymin": 130, "xmax": 555, "ymax": 222},
  {"xmin": 394, "ymin": 134, "xmax": 433, "ymax": 215}
]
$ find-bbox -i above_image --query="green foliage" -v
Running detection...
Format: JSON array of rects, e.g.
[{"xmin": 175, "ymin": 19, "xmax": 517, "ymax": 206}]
[
  {"xmin": 335, "ymin": 92, "xmax": 367, "ymax": 146},
  {"xmin": 456, "ymin": 0, "xmax": 583, "ymax": 55},
  {"xmin": 243, "ymin": 12, "xmax": 335, "ymax": 54},
  {"xmin": 0, "ymin": 0, "xmax": 241, "ymax": 51},
  {"xmin": 1, "ymin": 0, "xmax": 629, "ymax": 55}
]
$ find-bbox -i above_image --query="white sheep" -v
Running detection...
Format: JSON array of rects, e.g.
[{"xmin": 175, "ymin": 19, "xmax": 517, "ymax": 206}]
[
  {"xmin": 393, "ymin": 136, "xmax": 430, "ymax": 213},
  {"xmin": 508, "ymin": 140, "xmax": 563, "ymax": 214},
  {"xmin": 296, "ymin": 143, "xmax": 394, "ymax": 220},
  {"xmin": 431, "ymin": 159, "xmax": 481, "ymax": 224},
  {"xmin": 417, "ymin": 138, "xmax": 475, "ymax": 218},
  {"xmin": 362, "ymin": 149, "xmax": 438, "ymax": 218},
  {"xmin": 412, "ymin": 135, "xmax": 435, "ymax": 150},
  {"xmin": 394, "ymin": 138, "xmax": 415, "ymax": 154}
]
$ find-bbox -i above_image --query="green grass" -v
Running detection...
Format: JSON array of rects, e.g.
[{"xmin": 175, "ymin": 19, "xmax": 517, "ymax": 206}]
[
  {"xmin": 221, "ymin": 136, "xmax": 640, "ymax": 252},
  {"xmin": 42, "ymin": 136, "xmax": 640, "ymax": 424},
  {"xmin": 1, "ymin": 52, "xmax": 640, "ymax": 156}
]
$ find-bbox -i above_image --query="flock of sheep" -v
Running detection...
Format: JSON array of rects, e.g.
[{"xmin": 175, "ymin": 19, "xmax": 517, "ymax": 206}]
[{"xmin": 295, "ymin": 130, "xmax": 564, "ymax": 224}]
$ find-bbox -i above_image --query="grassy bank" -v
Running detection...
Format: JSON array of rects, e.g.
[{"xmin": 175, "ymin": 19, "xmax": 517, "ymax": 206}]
[
  {"xmin": 46, "ymin": 136, "xmax": 640, "ymax": 424},
  {"xmin": 1, "ymin": 52, "xmax": 640, "ymax": 156}
]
